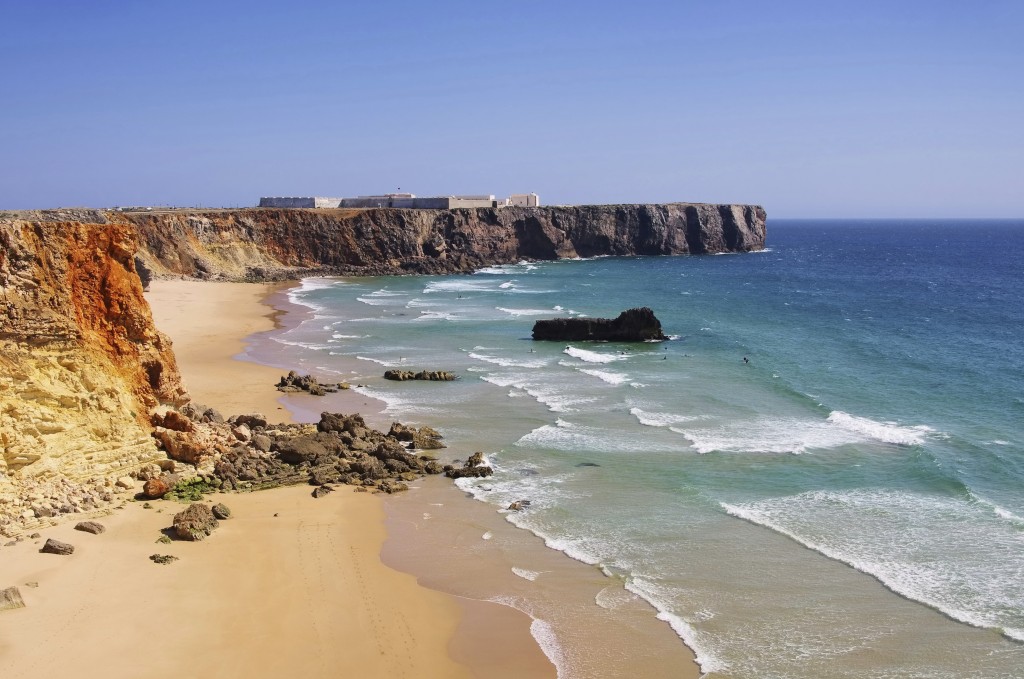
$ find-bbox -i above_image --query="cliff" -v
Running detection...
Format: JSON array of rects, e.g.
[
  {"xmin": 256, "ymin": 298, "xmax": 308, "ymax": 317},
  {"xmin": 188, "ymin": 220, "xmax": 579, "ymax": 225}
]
[
  {"xmin": 0, "ymin": 215, "xmax": 187, "ymax": 534},
  {"xmin": 123, "ymin": 203, "xmax": 766, "ymax": 280}
]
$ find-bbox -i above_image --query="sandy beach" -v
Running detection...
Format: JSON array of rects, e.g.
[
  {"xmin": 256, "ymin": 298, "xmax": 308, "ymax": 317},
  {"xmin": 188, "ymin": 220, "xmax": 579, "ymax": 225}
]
[
  {"xmin": 0, "ymin": 279, "xmax": 552, "ymax": 678},
  {"xmin": 0, "ymin": 485, "xmax": 471, "ymax": 679},
  {"xmin": 145, "ymin": 280, "xmax": 300, "ymax": 422}
]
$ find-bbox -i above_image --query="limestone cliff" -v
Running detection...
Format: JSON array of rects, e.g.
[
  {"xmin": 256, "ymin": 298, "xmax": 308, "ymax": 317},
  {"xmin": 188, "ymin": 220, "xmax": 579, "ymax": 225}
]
[
  {"xmin": 123, "ymin": 203, "xmax": 766, "ymax": 280},
  {"xmin": 0, "ymin": 216, "xmax": 186, "ymax": 534}
]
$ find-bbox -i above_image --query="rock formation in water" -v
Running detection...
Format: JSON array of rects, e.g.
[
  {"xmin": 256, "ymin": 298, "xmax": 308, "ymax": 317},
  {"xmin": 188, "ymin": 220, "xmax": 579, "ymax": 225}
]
[
  {"xmin": 123, "ymin": 203, "xmax": 766, "ymax": 280},
  {"xmin": 533, "ymin": 307, "xmax": 668, "ymax": 342}
]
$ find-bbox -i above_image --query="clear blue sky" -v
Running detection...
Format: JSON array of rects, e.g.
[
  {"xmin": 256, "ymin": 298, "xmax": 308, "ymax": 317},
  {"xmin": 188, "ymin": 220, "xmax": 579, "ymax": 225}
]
[{"xmin": 2, "ymin": 0, "xmax": 1021, "ymax": 217}]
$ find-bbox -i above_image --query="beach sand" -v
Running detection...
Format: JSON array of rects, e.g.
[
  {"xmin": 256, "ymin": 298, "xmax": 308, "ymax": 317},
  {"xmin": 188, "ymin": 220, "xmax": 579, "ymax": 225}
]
[
  {"xmin": 145, "ymin": 280, "xmax": 299, "ymax": 422},
  {"xmin": 135, "ymin": 279, "xmax": 551, "ymax": 677},
  {"xmin": 0, "ymin": 485, "xmax": 472, "ymax": 679}
]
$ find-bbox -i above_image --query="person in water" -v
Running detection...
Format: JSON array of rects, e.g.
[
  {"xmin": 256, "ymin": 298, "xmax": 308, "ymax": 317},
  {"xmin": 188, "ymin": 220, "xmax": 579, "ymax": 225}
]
[{"xmin": 743, "ymin": 356, "xmax": 750, "ymax": 364}]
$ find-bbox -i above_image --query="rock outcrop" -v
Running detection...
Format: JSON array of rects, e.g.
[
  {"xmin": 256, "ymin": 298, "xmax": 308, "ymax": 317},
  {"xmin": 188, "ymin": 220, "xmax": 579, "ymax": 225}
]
[
  {"xmin": 0, "ymin": 216, "xmax": 188, "ymax": 535},
  {"xmin": 276, "ymin": 371, "xmax": 348, "ymax": 395},
  {"xmin": 40, "ymin": 538, "xmax": 75, "ymax": 555},
  {"xmin": 383, "ymin": 370, "xmax": 457, "ymax": 382},
  {"xmin": 172, "ymin": 502, "xmax": 219, "ymax": 541},
  {"xmin": 533, "ymin": 307, "xmax": 668, "ymax": 342},
  {"xmin": 123, "ymin": 203, "xmax": 766, "ymax": 281}
]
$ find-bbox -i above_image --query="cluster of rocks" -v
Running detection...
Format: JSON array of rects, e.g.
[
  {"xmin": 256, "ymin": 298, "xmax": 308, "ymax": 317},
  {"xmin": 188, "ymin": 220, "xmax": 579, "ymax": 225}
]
[
  {"xmin": 148, "ymin": 406, "xmax": 450, "ymax": 497},
  {"xmin": 383, "ymin": 369, "xmax": 457, "ymax": 382},
  {"xmin": 34, "ymin": 520, "xmax": 108, "ymax": 557},
  {"xmin": 0, "ymin": 475, "xmax": 140, "ymax": 537},
  {"xmin": 276, "ymin": 370, "xmax": 349, "ymax": 396},
  {"xmin": 443, "ymin": 452, "xmax": 494, "ymax": 480}
]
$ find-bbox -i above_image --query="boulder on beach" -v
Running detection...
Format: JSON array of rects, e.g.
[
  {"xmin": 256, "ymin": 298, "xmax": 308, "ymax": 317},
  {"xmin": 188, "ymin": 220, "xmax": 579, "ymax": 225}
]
[
  {"xmin": 0, "ymin": 586, "xmax": 26, "ymax": 611},
  {"xmin": 74, "ymin": 521, "xmax": 106, "ymax": 535},
  {"xmin": 172, "ymin": 503, "xmax": 219, "ymax": 541},
  {"xmin": 211, "ymin": 503, "xmax": 232, "ymax": 520},
  {"xmin": 532, "ymin": 307, "xmax": 668, "ymax": 342},
  {"xmin": 40, "ymin": 538, "xmax": 75, "ymax": 555}
]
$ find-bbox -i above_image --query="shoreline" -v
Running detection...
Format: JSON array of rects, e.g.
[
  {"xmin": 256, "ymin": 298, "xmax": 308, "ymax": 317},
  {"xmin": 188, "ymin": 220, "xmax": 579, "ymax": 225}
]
[
  {"xmin": 143, "ymin": 278, "xmax": 556, "ymax": 677},
  {"xmin": 244, "ymin": 276, "xmax": 701, "ymax": 677}
]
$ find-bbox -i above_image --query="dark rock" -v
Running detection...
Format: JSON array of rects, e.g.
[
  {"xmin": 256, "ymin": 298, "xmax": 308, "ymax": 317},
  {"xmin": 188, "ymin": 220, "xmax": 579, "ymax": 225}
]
[
  {"xmin": 172, "ymin": 503, "xmax": 219, "ymax": 541},
  {"xmin": 388, "ymin": 422, "xmax": 445, "ymax": 450},
  {"xmin": 1, "ymin": 586, "xmax": 26, "ymax": 611},
  {"xmin": 149, "ymin": 554, "xmax": 179, "ymax": 565},
  {"xmin": 277, "ymin": 438, "xmax": 328, "ymax": 464},
  {"xmin": 444, "ymin": 451, "xmax": 494, "ymax": 479},
  {"xmin": 383, "ymin": 370, "xmax": 457, "ymax": 382},
  {"xmin": 312, "ymin": 485, "xmax": 334, "ymax": 499},
  {"xmin": 74, "ymin": 521, "xmax": 106, "ymax": 535},
  {"xmin": 231, "ymin": 413, "xmax": 268, "ymax": 429},
  {"xmin": 318, "ymin": 412, "xmax": 366, "ymax": 436},
  {"xmin": 532, "ymin": 307, "xmax": 668, "ymax": 342},
  {"xmin": 201, "ymin": 407, "xmax": 225, "ymax": 424},
  {"xmin": 508, "ymin": 500, "xmax": 532, "ymax": 511},
  {"xmin": 250, "ymin": 434, "xmax": 273, "ymax": 452},
  {"xmin": 277, "ymin": 371, "xmax": 345, "ymax": 396},
  {"xmin": 40, "ymin": 538, "xmax": 74, "ymax": 555},
  {"xmin": 576, "ymin": 462, "xmax": 601, "ymax": 467},
  {"xmin": 211, "ymin": 503, "xmax": 231, "ymax": 520}
]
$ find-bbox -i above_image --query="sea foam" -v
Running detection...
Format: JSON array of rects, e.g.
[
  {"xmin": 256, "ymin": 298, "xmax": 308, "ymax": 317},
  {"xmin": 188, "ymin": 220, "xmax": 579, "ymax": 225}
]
[
  {"xmin": 722, "ymin": 489, "xmax": 1024, "ymax": 642},
  {"xmin": 563, "ymin": 346, "xmax": 626, "ymax": 364}
]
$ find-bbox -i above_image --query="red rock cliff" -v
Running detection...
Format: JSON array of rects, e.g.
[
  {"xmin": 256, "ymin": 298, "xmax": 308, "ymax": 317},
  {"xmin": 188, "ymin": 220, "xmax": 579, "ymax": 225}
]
[{"xmin": 0, "ymin": 214, "xmax": 186, "ymax": 533}]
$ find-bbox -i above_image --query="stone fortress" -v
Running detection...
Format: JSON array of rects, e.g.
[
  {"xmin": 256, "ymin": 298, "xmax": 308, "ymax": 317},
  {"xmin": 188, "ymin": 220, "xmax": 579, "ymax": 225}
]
[{"xmin": 258, "ymin": 192, "xmax": 540, "ymax": 210}]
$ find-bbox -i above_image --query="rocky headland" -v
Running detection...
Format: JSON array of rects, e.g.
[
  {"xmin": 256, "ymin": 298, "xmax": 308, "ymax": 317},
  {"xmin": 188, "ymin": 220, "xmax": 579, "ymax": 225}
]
[{"xmin": 124, "ymin": 203, "xmax": 766, "ymax": 280}]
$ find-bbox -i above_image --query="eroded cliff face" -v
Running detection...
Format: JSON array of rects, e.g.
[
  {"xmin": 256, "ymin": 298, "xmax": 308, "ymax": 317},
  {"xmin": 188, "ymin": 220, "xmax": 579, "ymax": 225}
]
[
  {"xmin": 0, "ymin": 217, "xmax": 186, "ymax": 534},
  {"xmin": 124, "ymin": 203, "xmax": 766, "ymax": 280}
]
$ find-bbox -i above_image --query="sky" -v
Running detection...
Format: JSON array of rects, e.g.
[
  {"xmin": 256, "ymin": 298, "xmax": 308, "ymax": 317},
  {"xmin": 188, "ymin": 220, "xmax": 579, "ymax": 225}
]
[{"xmin": 2, "ymin": 0, "xmax": 1021, "ymax": 217}]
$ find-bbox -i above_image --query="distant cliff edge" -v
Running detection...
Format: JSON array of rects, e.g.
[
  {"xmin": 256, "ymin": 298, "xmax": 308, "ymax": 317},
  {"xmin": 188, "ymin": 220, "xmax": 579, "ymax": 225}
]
[{"xmin": 123, "ymin": 203, "xmax": 766, "ymax": 281}]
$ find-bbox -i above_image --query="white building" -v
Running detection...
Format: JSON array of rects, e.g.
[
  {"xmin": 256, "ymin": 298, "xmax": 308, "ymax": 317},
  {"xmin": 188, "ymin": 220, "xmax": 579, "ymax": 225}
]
[{"xmin": 509, "ymin": 193, "xmax": 540, "ymax": 207}]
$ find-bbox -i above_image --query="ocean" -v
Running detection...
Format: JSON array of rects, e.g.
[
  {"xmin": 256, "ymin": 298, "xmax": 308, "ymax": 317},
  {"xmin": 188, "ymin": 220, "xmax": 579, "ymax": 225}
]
[{"xmin": 249, "ymin": 219, "xmax": 1024, "ymax": 678}]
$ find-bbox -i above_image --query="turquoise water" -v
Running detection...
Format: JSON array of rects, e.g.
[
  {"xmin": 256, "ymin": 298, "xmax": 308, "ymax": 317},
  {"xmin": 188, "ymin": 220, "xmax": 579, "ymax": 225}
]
[{"xmin": 262, "ymin": 220, "xmax": 1024, "ymax": 678}]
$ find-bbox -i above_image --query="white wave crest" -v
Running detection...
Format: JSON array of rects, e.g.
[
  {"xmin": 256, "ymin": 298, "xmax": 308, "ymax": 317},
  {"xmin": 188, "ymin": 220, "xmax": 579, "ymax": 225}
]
[
  {"xmin": 511, "ymin": 567, "xmax": 542, "ymax": 581},
  {"xmin": 564, "ymin": 346, "xmax": 626, "ymax": 364},
  {"xmin": 826, "ymin": 411, "xmax": 934, "ymax": 446},
  {"xmin": 468, "ymin": 352, "xmax": 550, "ymax": 369},
  {"xmin": 579, "ymin": 368, "xmax": 630, "ymax": 385},
  {"xmin": 496, "ymin": 306, "xmax": 557, "ymax": 316},
  {"xmin": 630, "ymin": 407, "xmax": 702, "ymax": 427}
]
